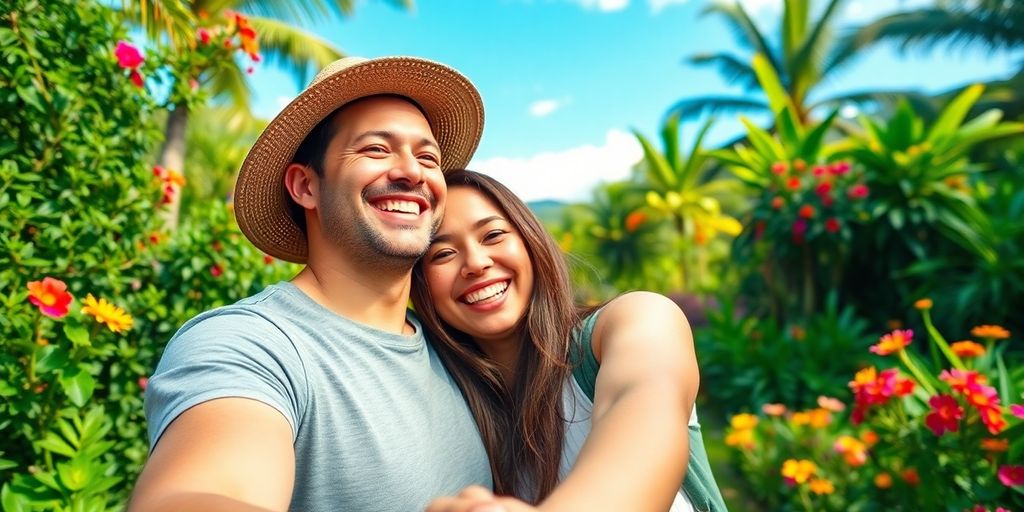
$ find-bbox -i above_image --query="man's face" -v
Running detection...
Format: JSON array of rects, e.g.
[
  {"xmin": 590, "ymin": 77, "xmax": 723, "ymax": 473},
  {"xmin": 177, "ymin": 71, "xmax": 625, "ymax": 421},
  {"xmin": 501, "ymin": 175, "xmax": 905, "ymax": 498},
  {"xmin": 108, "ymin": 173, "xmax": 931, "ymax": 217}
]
[{"xmin": 316, "ymin": 96, "xmax": 447, "ymax": 265}]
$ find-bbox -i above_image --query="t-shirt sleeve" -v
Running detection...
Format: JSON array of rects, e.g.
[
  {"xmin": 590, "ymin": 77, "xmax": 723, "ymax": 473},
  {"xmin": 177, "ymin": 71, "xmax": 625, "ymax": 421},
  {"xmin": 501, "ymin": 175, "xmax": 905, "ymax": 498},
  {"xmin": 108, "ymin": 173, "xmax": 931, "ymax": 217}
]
[{"xmin": 144, "ymin": 309, "xmax": 307, "ymax": 450}]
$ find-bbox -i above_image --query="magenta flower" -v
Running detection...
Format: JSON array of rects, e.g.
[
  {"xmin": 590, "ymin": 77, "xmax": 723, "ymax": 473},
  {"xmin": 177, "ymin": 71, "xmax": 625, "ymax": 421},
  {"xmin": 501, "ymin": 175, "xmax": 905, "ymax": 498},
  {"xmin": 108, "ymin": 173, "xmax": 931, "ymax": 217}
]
[
  {"xmin": 998, "ymin": 465, "xmax": 1024, "ymax": 487},
  {"xmin": 1010, "ymin": 404, "xmax": 1024, "ymax": 418},
  {"xmin": 114, "ymin": 41, "xmax": 144, "ymax": 69}
]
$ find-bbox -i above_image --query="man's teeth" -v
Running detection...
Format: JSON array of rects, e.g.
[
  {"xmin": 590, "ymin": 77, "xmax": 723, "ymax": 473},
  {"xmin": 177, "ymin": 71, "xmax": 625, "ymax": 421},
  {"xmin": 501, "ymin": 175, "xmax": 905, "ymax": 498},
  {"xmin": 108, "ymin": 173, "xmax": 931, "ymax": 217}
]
[
  {"xmin": 464, "ymin": 281, "xmax": 509, "ymax": 304},
  {"xmin": 375, "ymin": 199, "xmax": 421, "ymax": 215}
]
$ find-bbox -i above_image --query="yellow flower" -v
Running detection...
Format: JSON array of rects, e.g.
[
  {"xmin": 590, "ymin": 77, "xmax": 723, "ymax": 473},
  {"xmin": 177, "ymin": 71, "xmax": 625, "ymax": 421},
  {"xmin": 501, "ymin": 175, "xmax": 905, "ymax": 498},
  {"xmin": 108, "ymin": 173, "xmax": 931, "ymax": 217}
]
[
  {"xmin": 951, "ymin": 340, "xmax": 986, "ymax": 358},
  {"xmin": 874, "ymin": 473, "xmax": 893, "ymax": 489},
  {"xmin": 914, "ymin": 298, "xmax": 933, "ymax": 310},
  {"xmin": 971, "ymin": 325, "xmax": 1010, "ymax": 340},
  {"xmin": 81, "ymin": 294, "xmax": 133, "ymax": 333},
  {"xmin": 809, "ymin": 478, "xmax": 834, "ymax": 495},
  {"xmin": 781, "ymin": 459, "xmax": 817, "ymax": 484},
  {"xmin": 730, "ymin": 413, "xmax": 759, "ymax": 430},
  {"xmin": 725, "ymin": 428, "xmax": 755, "ymax": 449}
]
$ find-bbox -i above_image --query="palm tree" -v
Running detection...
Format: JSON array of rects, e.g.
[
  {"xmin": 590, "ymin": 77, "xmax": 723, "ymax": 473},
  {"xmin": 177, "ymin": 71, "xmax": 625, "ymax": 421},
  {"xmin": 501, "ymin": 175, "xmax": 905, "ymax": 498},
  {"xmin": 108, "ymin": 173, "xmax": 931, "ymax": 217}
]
[
  {"xmin": 673, "ymin": 0, "xmax": 916, "ymax": 125},
  {"xmin": 633, "ymin": 114, "xmax": 742, "ymax": 291},
  {"xmin": 122, "ymin": 0, "xmax": 413, "ymax": 226},
  {"xmin": 833, "ymin": 0, "xmax": 1024, "ymax": 120}
]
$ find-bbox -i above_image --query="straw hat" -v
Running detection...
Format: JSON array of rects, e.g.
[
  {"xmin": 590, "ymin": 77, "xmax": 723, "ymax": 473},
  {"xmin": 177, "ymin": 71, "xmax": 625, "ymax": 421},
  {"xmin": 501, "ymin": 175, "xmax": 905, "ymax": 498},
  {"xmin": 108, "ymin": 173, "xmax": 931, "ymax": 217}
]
[{"xmin": 234, "ymin": 56, "xmax": 484, "ymax": 263}]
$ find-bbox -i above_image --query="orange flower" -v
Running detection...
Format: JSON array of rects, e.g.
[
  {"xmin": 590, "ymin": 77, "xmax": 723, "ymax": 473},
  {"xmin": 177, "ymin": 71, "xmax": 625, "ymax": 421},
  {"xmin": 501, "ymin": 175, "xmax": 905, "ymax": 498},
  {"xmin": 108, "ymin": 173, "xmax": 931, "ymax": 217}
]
[
  {"xmin": 781, "ymin": 459, "xmax": 817, "ymax": 485},
  {"xmin": 624, "ymin": 211, "xmax": 646, "ymax": 233},
  {"xmin": 730, "ymin": 413, "xmax": 758, "ymax": 430},
  {"xmin": 951, "ymin": 340, "xmax": 986, "ymax": 358},
  {"xmin": 762, "ymin": 403, "xmax": 787, "ymax": 416},
  {"xmin": 870, "ymin": 329, "xmax": 913, "ymax": 356},
  {"xmin": 860, "ymin": 430, "xmax": 879, "ymax": 446},
  {"xmin": 808, "ymin": 408, "xmax": 832, "ymax": 429},
  {"xmin": 808, "ymin": 478, "xmax": 834, "ymax": 495},
  {"xmin": 874, "ymin": 473, "xmax": 893, "ymax": 489},
  {"xmin": 27, "ymin": 277, "xmax": 74, "ymax": 318},
  {"xmin": 914, "ymin": 298, "xmax": 933, "ymax": 310},
  {"xmin": 81, "ymin": 294, "xmax": 133, "ymax": 333},
  {"xmin": 901, "ymin": 468, "xmax": 920, "ymax": 486},
  {"xmin": 790, "ymin": 411, "xmax": 811, "ymax": 426},
  {"xmin": 833, "ymin": 436, "xmax": 868, "ymax": 467},
  {"xmin": 981, "ymin": 438, "xmax": 1009, "ymax": 452},
  {"xmin": 971, "ymin": 325, "xmax": 1010, "ymax": 340}
]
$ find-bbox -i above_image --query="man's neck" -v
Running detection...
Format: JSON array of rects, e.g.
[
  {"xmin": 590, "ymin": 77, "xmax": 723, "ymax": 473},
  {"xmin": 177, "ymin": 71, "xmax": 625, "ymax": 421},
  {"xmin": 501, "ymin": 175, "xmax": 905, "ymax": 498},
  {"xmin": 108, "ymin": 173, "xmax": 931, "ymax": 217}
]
[{"xmin": 292, "ymin": 258, "xmax": 414, "ymax": 335}]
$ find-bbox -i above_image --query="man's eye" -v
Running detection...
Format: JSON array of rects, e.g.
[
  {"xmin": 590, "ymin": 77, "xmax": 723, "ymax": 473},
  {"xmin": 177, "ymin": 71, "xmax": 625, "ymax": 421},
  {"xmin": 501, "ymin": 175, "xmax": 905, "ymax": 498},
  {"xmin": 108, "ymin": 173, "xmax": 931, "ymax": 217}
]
[
  {"xmin": 364, "ymin": 145, "xmax": 387, "ymax": 154},
  {"xmin": 418, "ymin": 154, "xmax": 440, "ymax": 165}
]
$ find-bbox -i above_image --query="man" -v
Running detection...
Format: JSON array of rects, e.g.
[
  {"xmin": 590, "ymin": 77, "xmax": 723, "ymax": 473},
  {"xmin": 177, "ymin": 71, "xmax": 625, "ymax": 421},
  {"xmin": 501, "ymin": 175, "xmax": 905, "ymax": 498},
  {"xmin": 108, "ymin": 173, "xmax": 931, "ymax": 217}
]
[{"xmin": 130, "ymin": 56, "xmax": 492, "ymax": 512}]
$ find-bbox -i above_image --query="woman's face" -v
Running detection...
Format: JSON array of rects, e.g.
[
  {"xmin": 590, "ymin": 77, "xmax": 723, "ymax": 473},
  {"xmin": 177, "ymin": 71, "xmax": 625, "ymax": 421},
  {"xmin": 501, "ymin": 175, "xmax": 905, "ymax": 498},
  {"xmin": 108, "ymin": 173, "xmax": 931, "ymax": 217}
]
[{"xmin": 422, "ymin": 186, "xmax": 534, "ymax": 348}]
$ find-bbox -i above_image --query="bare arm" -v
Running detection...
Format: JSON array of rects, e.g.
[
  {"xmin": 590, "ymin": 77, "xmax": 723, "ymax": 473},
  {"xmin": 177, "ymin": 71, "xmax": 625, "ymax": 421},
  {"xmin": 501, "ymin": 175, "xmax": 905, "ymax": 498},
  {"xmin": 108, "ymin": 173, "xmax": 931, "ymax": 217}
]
[
  {"xmin": 538, "ymin": 291, "xmax": 698, "ymax": 512},
  {"xmin": 129, "ymin": 398, "xmax": 296, "ymax": 512}
]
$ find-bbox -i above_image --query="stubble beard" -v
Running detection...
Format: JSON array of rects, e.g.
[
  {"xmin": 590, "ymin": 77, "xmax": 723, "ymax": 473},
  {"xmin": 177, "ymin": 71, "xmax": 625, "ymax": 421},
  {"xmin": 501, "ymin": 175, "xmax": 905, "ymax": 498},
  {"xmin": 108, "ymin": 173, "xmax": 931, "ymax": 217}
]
[{"xmin": 319, "ymin": 184, "xmax": 441, "ymax": 271}]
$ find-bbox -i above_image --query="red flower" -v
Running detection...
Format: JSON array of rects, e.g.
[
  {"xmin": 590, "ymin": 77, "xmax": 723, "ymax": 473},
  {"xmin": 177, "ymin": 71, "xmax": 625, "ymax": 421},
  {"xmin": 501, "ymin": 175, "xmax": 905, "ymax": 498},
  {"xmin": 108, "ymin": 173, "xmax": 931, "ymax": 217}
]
[
  {"xmin": 263, "ymin": 254, "xmax": 275, "ymax": 265},
  {"xmin": 210, "ymin": 264, "xmax": 223, "ymax": 278},
  {"xmin": 197, "ymin": 28, "xmax": 211, "ymax": 45},
  {"xmin": 129, "ymin": 70, "xmax": 144, "ymax": 88},
  {"xmin": 27, "ymin": 277, "xmax": 74, "ymax": 318},
  {"xmin": 830, "ymin": 161, "xmax": 851, "ymax": 175},
  {"xmin": 787, "ymin": 177, "xmax": 802, "ymax": 190},
  {"xmin": 792, "ymin": 219, "xmax": 807, "ymax": 244},
  {"xmin": 798, "ymin": 205, "xmax": 815, "ymax": 219},
  {"xmin": 815, "ymin": 182, "xmax": 832, "ymax": 196},
  {"xmin": 771, "ymin": 196, "xmax": 784, "ymax": 210},
  {"xmin": 925, "ymin": 394, "xmax": 963, "ymax": 436},
  {"xmin": 114, "ymin": 40, "xmax": 144, "ymax": 69},
  {"xmin": 624, "ymin": 211, "xmax": 647, "ymax": 233},
  {"xmin": 138, "ymin": 377, "xmax": 149, "ymax": 391},
  {"xmin": 771, "ymin": 162, "xmax": 788, "ymax": 175},
  {"xmin": 813, "ymin": 165, "xmax": 826, "ymax": 177},
  {"xmin": 848, "ymin": 184, "xmax": 869, "ymax": 199},
  {"xmin": 825, "ymin": 218, "xmax": 841, "ymax": 233},
  {"xmin": 998, "ymin": 465, "xmax": 1024, "ymax": 487}
]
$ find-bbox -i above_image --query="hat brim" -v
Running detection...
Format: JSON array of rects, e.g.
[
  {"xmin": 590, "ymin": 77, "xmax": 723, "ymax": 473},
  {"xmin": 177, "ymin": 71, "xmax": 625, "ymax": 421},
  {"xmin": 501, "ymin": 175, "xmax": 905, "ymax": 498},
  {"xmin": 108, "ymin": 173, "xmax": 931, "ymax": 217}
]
[{"xmin": 234, "ymin": 56, "xmax": 484, "ymax": 264}]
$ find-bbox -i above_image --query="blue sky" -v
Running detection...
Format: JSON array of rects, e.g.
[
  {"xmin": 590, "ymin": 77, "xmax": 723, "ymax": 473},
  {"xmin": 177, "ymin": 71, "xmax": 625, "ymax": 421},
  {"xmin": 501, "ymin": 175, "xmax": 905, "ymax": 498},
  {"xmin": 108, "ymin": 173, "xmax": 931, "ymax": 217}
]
[{"xmin": 247, "ymin": 0, "xmax": 1019, "ymax": 202}]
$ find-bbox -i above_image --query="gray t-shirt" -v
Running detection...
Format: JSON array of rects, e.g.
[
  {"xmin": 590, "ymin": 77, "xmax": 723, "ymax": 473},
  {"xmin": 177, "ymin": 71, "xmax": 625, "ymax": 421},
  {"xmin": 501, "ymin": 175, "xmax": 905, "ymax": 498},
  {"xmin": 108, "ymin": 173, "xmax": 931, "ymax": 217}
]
[{"xmin": 145, "ymin": 281, "xmax": 492, "ymax": 511}]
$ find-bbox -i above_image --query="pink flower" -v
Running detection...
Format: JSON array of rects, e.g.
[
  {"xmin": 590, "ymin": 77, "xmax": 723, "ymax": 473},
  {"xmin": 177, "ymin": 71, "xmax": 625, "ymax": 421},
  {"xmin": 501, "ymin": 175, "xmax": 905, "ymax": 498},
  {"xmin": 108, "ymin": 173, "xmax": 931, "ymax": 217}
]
[
  {"xmin": 815, "ymin": 182, "xmax": 832, "ymax": 196},
  {"xmin": 189, "ymin": 78, "xmax": 199, "ymax": 91},
  {"xmin": 210, "ymin": 264, "xmax": 223, "ymax": 278},
  {"xmin": 830, "ymin": 161, "xmax": 851, "ymax": 175},
  {"xmin": 197, "ymin": 28, "xmax": 211, "ymax": 44},
  {"xmin": 998, "ymin": 465, "xmax": 1024, "ymax": 487},
  {"xmin": 138, "ymin": 377, "xmax": 149, "ymax": 391},
  {"xmin": 924, "ymin": 394, "xmax": 963, "ymax": 436},
  {"xmin": 870, "ymin": 329, "xmax": 913, "ymax": 355},
  {"xmin": 1011, "ymin": 404, "xmax": 1024, "ymax": 418},
  {"xmin": 114, "ymin": 41, "xmax": 144, "ymax": 69}
]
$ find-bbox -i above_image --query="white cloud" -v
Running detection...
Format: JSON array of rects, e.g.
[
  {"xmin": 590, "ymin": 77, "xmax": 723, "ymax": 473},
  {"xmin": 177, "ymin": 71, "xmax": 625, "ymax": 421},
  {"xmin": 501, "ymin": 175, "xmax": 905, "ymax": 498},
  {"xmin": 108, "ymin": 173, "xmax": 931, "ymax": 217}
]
[
  {"xmin": 648, "ymin": 0, "xmax": 689, "ymax": 14},
  {"xmin": 573, "ymin": 0, "xmax": 630, "ymax": 12},
  {"xmin": 470, "ymin": 129, "xmax": 643, "ymax": 203},
  {"xmin": 528, "ymin": 99, "xmax": 563, "ymax": 117}
]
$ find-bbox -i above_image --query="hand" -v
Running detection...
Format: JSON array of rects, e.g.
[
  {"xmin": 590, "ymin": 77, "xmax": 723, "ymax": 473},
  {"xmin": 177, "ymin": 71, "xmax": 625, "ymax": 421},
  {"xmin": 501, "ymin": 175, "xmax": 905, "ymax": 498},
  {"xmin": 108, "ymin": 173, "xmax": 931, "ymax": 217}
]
[{"xmin": 425, "ymin": 486, "xmax": 538, "ymax": 512}]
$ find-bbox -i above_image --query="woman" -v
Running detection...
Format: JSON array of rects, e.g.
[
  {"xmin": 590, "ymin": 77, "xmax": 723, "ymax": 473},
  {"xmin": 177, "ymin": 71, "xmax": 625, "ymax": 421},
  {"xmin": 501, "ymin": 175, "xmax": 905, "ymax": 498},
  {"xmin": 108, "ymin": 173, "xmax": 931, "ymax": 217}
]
[{"xmin": 412, "ymin": 170, "xmax": 726, "ymax": 512}]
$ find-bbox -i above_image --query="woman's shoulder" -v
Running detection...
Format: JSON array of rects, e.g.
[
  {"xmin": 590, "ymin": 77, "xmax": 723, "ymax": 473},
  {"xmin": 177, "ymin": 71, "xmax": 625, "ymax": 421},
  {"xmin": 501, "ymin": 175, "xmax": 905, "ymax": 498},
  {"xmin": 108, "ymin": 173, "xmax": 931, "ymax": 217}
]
[{"xmin": 588, "ymin": 291, "xmax": 691, "ymax": 362}]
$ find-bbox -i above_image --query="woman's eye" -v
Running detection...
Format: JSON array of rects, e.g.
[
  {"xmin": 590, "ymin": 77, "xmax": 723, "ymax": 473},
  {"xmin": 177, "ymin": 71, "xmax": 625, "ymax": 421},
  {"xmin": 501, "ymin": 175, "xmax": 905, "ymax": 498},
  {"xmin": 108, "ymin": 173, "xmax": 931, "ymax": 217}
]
[
  {"xmin": 483, "ymin": 230, "xmax": 507, "ymax": 242},
  {"xmin": 430, "ymin": 249, "xmax": 454, "ymax": 261}
]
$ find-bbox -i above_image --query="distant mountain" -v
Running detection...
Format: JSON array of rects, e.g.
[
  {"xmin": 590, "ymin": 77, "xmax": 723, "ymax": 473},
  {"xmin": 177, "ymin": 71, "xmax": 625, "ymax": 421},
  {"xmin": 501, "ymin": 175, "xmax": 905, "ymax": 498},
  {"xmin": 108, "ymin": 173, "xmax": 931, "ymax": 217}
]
[{"xmin": 527, "ymin": 199, "xmax": 569, "ymax": 225}]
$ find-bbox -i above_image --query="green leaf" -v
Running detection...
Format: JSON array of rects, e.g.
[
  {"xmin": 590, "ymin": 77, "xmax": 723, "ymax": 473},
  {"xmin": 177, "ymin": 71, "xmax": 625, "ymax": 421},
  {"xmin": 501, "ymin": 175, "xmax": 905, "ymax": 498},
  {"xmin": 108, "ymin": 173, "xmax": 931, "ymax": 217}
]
[
  {"xmin": 60, "ymin": 369, "xmax": 95, "ymax": 408},
  {"xmin": 751, "ymin": 53, "xmax": 797, "ymax": 120},
  {"xmin": 1, "ymin": 483, "xmax": 30, "ymax": 512},
  {"xmin": 35, "ymin": 345, "xmax": 70, "ymax": 374},
  {"xmin": 62, "ymin": 319, "xmax": 90, "ymax": 348},
  {"xmin": 37, "ymin": 434, "xmax": 76, "ymax": 458},
  {"xmin": 927, "ymin": 84, "xmax": 984, "ymax": 145}
]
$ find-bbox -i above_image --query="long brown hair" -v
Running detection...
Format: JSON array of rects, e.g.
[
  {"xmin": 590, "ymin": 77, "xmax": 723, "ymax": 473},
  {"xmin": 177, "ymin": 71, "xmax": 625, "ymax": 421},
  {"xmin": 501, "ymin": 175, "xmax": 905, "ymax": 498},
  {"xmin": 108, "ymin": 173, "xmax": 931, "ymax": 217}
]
[{"xmin": 411, "ymin": 170, "xmax": 582, "ymax": 501}]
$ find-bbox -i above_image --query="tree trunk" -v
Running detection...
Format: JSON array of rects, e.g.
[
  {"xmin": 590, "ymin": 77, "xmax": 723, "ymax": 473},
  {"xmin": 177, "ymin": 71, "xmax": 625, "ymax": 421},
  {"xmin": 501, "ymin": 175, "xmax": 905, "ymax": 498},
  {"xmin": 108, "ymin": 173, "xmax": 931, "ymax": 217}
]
[{"xmin": 158, "ymin": 104, "xmax": 189, "ymax": 229}]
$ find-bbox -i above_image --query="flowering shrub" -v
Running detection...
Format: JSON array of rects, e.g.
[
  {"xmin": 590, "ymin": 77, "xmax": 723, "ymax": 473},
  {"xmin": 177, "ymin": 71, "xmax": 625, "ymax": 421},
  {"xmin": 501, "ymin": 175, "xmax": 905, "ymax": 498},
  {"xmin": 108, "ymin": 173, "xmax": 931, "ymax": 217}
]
[{"xmin": 725, "ymin": 300, "xmax": 1024, "ymax": 510}]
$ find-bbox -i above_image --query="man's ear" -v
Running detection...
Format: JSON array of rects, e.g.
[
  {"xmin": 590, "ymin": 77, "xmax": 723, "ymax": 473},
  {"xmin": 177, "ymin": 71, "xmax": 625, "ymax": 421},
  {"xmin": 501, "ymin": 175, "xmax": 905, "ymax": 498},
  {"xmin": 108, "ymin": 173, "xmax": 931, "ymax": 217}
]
[{"xmin": 284, "ymin": 163, "xmax": 318, "ymax": 210}]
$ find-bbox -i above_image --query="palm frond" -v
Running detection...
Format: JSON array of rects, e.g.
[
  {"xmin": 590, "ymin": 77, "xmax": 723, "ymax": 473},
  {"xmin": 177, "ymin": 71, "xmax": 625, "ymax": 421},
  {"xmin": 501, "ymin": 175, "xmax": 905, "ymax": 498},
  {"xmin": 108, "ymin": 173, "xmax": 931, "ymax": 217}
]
[
  {"xmin": 687, "ymin": 52, "xmax": 760, "ymax": 90},
  {"xmin": 846, "ymin": 8, "xmax": 1024, "ymax": 58},
  {"xmin": 813, "ymin": 89, "xmax": 941, "ymax": 121},
  {"xmin": 119, "ymin": 0, "xmax": 196, "ymax": 47},
  {"xmin": 790, "ymin": 0, "xmax": 845, "ymax": 95},
  {"xmin": 702, "ymin": 1, "xmax": 782, "ymax": 73},
  {"xmin": 208, "ymin": 63, "xmax": 253, "ymax": 112},
  {"xmin": 668, "ymin": 96, "xmax": 769, "ymax": 121},
  {"xmin": 248, "ymin": 16, "xmax": 345, "ymax": 88}
]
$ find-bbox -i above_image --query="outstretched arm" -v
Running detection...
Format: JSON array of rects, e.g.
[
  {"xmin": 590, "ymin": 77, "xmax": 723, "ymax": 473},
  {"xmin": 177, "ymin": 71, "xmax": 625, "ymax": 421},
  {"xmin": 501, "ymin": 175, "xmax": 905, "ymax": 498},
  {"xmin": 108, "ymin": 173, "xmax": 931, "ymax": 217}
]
[
  {"xmin": 541, "ymin": 291, "xmax": 698, "ymax": 511},
  {"xmin": 129, "ymin": 397, "xmax": 296, "ymax": 512}
]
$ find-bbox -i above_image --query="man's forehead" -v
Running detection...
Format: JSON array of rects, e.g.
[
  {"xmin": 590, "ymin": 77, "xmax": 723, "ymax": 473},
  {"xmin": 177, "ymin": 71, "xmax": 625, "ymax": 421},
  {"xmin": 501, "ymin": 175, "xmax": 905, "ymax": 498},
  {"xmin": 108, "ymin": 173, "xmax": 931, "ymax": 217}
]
[{"xmin": 331, "ymin": 96, "xmax": 437, "ymax": 141}]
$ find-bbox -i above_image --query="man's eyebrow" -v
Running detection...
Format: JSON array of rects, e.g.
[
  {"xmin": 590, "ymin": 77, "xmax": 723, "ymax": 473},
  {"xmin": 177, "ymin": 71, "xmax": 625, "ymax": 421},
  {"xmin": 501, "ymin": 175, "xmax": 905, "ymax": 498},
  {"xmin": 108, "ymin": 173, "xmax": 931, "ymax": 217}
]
[
  {"xmin": 351, "ymin": 130, "xmax": 440, "ymax": 150},
  {"xmin": 430, "ymin": 216, "xmax": 506, "ymax": 244}
]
